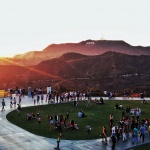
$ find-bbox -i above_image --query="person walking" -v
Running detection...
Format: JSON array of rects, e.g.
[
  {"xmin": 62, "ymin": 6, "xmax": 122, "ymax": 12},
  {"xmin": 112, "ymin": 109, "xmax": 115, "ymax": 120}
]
[
  {"xmin": 13, "ymin": 97, "xmax": 16, "ymax": 108},
  {"xmin": 10, "ymin": 96, "xmax": 13, "ymax": 108},
  {"xmin": 16, "ymin": 104, "xmax": 21, "ymax": 116},
  {"xmin": 54, "ymin": 133, "xmax": 62, "ymax": 150},
  {"xmin": 132, "ymin": 126, "xmax": 139, "ymax": 144},
  {"xmin": 140, "ymin": 124, "xmax": 146, "ymax": 142},
  {"xmin": 19, "ymin": 96, "xmax": 22, "ymax": 105},
  {"xmin": 110, "ymin": 113, "xmax": 114, "ymax": 129},
  {"xmin": 111, "ymin": 133, "xmax": 116, "ymax": 150},
  {"xmin": 2, "ymin": 99, "xmax": 6, "ymax": 111},
  {"xmin": 102, "ymin": 126, "xmax": 107, "ymax": 144}
]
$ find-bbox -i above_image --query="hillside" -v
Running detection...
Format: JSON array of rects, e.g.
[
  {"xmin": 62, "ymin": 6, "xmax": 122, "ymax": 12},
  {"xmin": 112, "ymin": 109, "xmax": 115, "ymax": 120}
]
[
  {"xmin": 0, "ymin": 52, "xmax": 150, "ymax": 94},
  {"xmin": 1, "ymin": 40, "xmax": 150, "ymax": 66}
]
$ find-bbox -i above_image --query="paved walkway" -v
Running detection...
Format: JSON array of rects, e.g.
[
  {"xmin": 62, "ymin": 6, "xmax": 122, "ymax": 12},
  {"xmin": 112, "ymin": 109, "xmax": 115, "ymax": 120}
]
[{"xmin": 0, "ymin": 96, "xmax": 150, "ymax": 150}]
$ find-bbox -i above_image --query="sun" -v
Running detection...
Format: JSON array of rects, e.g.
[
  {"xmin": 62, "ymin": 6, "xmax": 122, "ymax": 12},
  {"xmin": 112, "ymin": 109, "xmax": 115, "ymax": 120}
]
[{"xmin": 0, "ymin": 51, "xmax": 15, "ymax": 58}]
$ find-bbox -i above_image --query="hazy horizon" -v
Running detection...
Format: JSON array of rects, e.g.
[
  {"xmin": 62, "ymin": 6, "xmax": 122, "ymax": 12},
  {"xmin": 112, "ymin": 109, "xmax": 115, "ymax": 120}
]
[{"xmin": 0, "ymin": 0, "xmax": 149, "ymax": 57}]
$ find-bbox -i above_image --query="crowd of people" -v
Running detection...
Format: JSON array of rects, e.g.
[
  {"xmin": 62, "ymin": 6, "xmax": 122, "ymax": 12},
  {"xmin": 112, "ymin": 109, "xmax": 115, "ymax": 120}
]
[
  {"xmin": 46, "ymin": 112, "xmax": 81, "ymax": 131},
  {"xmin": 1, "ymin": 88, "xmax": 149, "ymax": 150},
  {"xmin": 105, "ymin": 106, "xmax": 150, "ymax": 150}
]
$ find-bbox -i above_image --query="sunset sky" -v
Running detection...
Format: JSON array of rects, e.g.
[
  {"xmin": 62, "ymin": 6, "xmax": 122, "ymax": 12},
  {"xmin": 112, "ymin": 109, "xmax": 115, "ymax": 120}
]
[{"xmin": 0, "ymin": 0, "xmax": 149, "ymax": 57}]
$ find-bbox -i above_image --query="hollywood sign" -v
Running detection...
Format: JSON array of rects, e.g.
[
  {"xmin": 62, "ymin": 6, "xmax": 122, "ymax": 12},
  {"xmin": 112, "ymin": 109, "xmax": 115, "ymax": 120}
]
[{"xmin": 86, "ymin": 42, "xmax": 95, "ymax": 45}]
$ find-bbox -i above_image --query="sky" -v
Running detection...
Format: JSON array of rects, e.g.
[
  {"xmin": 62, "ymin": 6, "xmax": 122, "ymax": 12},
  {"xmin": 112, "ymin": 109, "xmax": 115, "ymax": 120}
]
[{"xmin": 0, "ymin": 0, "xmax": 150, "ymax": 57}]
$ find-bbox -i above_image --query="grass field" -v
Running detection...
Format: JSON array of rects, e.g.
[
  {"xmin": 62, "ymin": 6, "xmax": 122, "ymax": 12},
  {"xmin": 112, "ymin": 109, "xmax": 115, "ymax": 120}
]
[{"xmin": 6, "ymin": 100, "xmax": 150, "ymax": 140}]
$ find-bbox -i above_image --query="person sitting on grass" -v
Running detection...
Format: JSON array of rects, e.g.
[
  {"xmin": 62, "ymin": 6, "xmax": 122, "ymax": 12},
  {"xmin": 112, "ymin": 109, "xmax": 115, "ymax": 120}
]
[
  {"xmin": 74, "ymin": 122, "xmax": 79, "ymax": 130},
  {"xmin": 96, "ymin": 100, "xmax": 100, "ymax": 104},
  {"xmin": 37, "ymin": 115, "xmax": 41, "ymax": 125},
  {"xmin": 70, "ymin": 119, "xmax": 75, "ymax": 130},
  {"xmin": 115, "ymin": 103, "xmax": 118, "ymax": 109},
  {"xmin": 87, "ymin": 124, "xmax": 91, "ymax": 134},
  {"xmin": 93, "ymin": 98, "xmax": 97, "ymax": 103},
  {"xmin": 36, "ymin": 109, "xmax": 40, "ymax": 118},
  {"xmin": 26, "ymin": 113, "xmax": 32, "ymax": 120},
  {"xmin": 142, "ymin": 99, "xmax": 146, "ymax": 104},
  {"xmin": 100, "ymin": 97, "xmax": 104, "ymax": 104},
  {"xmin": 119, "ymin": 104, "xmax": 123, "ymax": 109},
  {"xmin": 55, "ymin": 120, "xmax": 61, "ymax": 131},
  {"xmin": 96, "ymin": 98, "xmax": 104, "ymax": 104},
  {"xmin": 126, "ymin": 107, "xmax": 130, "ymax": 112},
  {"xmin": 82, "ymin": 111, "xmax": 87, "ymax": 117},
  {"xmin": 64, "ymin": 121, "xmax": 70, "ymax": 130},
  {"xmin": 73, "ymin": 100, "xmax": 78, "ymax": 106},
  {"xmin": 31, "ymin": 112, "xmax": 36, "ymax": 119},
  {"xmin": 78, "ymin": 110, "xmax": 87, "ymax": 117},
  {"xmin": 78, "ymin": 110, "xmax": 83, "ymax": 118}
]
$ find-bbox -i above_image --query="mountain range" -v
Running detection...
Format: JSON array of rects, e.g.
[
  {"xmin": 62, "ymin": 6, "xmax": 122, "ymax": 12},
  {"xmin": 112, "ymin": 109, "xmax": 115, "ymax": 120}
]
[
  {"xmin": 1, "ymin": 40, "xmax": 150, "ymax": 66},
  {"xmin": 0, "ymin": 47, "xmax": 150, "ymax": 94}
]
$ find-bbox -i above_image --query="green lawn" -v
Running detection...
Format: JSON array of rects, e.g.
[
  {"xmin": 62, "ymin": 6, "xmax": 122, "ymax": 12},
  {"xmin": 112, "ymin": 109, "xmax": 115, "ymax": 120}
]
[{"xmin": 6, "ymin": 100, "xmax": 150, "ymax": 140}]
